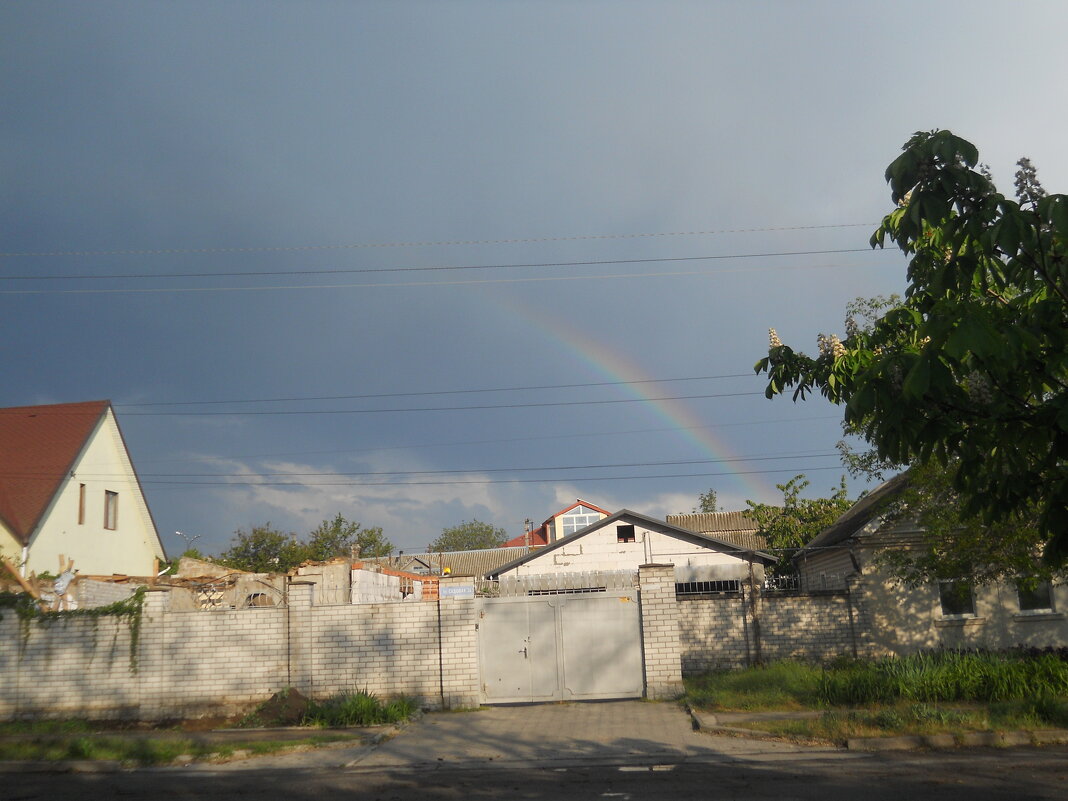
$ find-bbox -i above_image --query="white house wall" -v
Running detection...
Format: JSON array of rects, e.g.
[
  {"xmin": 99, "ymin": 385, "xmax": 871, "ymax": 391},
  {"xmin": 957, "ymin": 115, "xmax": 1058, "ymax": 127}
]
[
  {"xmin": 504, "ymin": 522, "xmax": 749, "ymax": 577},
  {"xmin": 25, "ymin": 409, "xmax": 163, "ymax": 576},
  {"xmin": 0, "ymin": 521, "xmax": 21, "ymax": 568}
]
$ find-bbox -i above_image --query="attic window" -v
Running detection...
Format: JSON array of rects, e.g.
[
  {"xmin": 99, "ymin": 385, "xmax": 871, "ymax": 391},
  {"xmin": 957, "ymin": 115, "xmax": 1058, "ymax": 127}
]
[
  {"xmin": 561, "ymin": 505, "xmax": 601, "ymax": 536},
  {"xmin": 616, "ymin": 524, "xmax": 636, "ymax": 543},
  {"xmin": 104, "ymin": 490, "xmax": 118, "ymax": 530}
]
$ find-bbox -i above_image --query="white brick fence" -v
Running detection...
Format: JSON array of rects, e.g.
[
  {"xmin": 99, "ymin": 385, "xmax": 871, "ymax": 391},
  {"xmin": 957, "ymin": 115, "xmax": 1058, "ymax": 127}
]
[{"xmin": 0, "ymin": 568, "xmax": 859, "ymax": 721}]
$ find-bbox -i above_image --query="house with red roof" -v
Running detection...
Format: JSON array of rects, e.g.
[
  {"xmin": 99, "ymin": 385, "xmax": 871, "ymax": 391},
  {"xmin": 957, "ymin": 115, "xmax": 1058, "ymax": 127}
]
[
  {"xmin": 500, "ymin": 499, "xmax": 611, "ymax": 548},
  {"xmin": 0, "ymin": 400, "xmax": 166, "ymax": 577}
]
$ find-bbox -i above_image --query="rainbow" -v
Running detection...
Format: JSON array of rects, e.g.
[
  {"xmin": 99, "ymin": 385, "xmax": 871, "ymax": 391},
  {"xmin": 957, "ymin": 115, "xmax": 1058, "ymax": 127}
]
[{"xmin": 497, "ymin": 296, "xmax": 775, "ymax": 501}]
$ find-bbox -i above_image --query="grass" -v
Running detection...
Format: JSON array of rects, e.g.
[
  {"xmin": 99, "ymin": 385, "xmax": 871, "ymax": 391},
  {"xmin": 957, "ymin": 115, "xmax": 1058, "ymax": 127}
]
[
  {"xmin": 684, "ymin": 660, "xmax": 823, "ymax": 711},
  {"xmin": 761, "ymin": 698, "xmax": 1068, "ymax": 745},
  {"xmin": 683, "ymin": 651, "xmax": 1068, "ymax": 745},
  {"xmin": 303, "ymin": 690, "xmax": 418, "ymax": 728},
  {"xmin": 817, "ymin": 651, "xmax": 1068, "ymax": 705},
  {"xmin": 0, "ymin": 688, "xmax": 420, "ymax": 765},
  {"xmin": 0, "ymin": 732, "xmax": 355, "ymax": 766}
]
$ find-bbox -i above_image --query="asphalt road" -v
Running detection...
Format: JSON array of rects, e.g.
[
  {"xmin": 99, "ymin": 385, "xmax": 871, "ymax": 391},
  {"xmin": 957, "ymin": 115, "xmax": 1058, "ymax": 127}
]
[
  {"xmin": 4, "ymin": 749, "xmax": 1068, "ymax": 801},
  {"xmin": 4, "ymin": 702, "xmax": 1067, "ymax": 800}
]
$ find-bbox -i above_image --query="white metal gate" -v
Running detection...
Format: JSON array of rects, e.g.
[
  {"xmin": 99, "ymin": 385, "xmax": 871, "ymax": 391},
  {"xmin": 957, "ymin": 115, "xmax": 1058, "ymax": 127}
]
[{"xmin": 476, "ymin": 577, "xmax": 643, "ymax": 704}]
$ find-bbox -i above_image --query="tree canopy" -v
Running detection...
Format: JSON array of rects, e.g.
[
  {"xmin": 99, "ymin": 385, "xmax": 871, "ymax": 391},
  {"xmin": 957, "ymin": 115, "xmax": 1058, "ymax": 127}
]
[
  {"xmin": 693, "ymin": 488, "xmax": 720, "ymax": 514},
  {"xmin": 306, "ymin": 514, "xmax": 393, "ymax": 561},
  {"xmin": 757, "ymin": 130, "xmax": 1068, "ymax": 567},
  {"xmin": 430, "ymin": 520, "xmax": 508, "ymax": 552},
  {"xmin": 219, "ymin": 524, "xmax": 309, "ymax": 573},
  {"xmin": 746, "ymin": 475, "xmax": 852, "ymax": 575},
  {"xmin": 217, "ymin": 515, "xmax": 390, "ymax": 572}
]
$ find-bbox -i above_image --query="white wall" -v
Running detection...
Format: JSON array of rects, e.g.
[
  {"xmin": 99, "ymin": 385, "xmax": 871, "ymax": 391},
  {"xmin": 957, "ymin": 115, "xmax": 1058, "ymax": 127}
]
[
  {"xmin": 25, "ymin": 409, "xmax": 163, "ymax": 576},
  {"xmin": 504, "ymin": 520, "xmax": 750, "ymax": 577}
]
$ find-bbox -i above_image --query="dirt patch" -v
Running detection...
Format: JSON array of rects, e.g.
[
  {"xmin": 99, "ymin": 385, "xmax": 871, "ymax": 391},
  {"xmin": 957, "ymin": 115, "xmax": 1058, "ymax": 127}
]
[{"xmin": 241, "ymin": 688, "xmax": 312, "ymax": 727}]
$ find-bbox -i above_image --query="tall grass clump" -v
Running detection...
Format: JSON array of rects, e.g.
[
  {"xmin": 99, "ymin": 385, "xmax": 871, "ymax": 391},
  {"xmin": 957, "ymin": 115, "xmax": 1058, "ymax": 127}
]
[
  {"xmin": 817, "ymin": 650, "xmax": 1068, "ymax": 706},
  {"xmin": 684, "ymin": 661, "xmax": 823, "ymax": 710},
  {"xmin": 304, "ymin": 690, "xmax": 418, "ymax": 727}
]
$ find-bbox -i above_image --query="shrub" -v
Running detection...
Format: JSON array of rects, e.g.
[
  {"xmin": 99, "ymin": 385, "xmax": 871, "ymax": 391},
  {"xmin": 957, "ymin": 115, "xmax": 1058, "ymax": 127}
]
[{"xmin": 303, "ymin": 690, "xmax": 417, "ymax": 727}]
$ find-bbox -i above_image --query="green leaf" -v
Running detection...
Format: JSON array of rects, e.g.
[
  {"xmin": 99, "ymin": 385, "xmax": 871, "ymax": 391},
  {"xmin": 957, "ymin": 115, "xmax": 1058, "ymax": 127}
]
[{"xmin": 903, "ymin": 354, "xmax": 931, "ymax": 400}]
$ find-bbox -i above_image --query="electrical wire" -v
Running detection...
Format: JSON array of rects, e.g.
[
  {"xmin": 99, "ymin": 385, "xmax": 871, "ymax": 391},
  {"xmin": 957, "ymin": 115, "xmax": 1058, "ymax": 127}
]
[
  {"xmin": 0, "ymin": 248, "xmax": 879, "ymax": 282},
  {"xmin": 129, "ymin": 413, "xmax": 844, "ymax": 465},
  {"xmin": 114, "ymin": 372, "xmax": 757, "ymax": 408},
  {"xmin": 141, "ymin": 463, "xmax": 850, "ymax": 488},
  {"xmin": 8, "ymin": 450, "xmax": 835, "ymax": 481},
  {"xmin": 0, "ymin": 222, "xmax": 878, "ymax": 258},
  {"xmin": 0, "ymin": 260, "xmax": 877, "ymax": 295},
  {"xmin": 115, "ymin": 389, "xmax": 765, "ymax": 416}
]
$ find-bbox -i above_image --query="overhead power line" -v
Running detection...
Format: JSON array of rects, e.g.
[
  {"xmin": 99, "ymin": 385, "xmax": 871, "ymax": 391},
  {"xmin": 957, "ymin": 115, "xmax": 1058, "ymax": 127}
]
[
  {"xmin": 0, "ymin": 247, "xmax": 877, "ymax": 282},
  {"xmin": 0, "ymin": 260, "xmax": 879, "ymax": 296},
  {"xmin": 114, "ymin": 372, "xmax": 756, "ymax": 408},
  {"xmin": 129, "ymin": 412, "xmax": 844, "ymax": 465},
  {"xmin": 117, "ymin": 390, "xmax": 765, "ymax": 416},
  {"xmin": 0, "ymin": 222, "xmax": 877, "ymax": 258},
  {"xmin": 18, "ymin": 450, "xmax": 833, "ymax": 481},
  {"xmin": 141, "ymin": 464, "xmax": 850, "ymax": 489}
]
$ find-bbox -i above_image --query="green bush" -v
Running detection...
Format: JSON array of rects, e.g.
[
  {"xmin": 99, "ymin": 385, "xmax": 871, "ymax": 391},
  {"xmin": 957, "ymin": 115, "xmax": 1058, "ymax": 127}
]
[
  {"xmin": 303, "ymin": 690, "xmax": 417, "ymax": 727},
  {"xmin": 816, "ymin": 650, "xmax": 1068, "ymax": 706}
]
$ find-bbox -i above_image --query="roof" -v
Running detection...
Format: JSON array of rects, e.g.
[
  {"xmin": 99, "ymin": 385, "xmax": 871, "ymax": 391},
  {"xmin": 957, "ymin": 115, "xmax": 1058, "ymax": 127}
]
[
  {"xmin": 666, "ymin": 510, "xmax": 769, "ymax": 551},
  {"xmin": 488, "ymin": 509, "xmax": 776, "ymax": 578},
  {"xmin": 500, "ymin": 527, "xmax": 549, "ymax": 548},
  {"xmin": 364, "ymin": 546, "xmax": 537, "ymax": 577},
  {"xmin": 0, "ymin": 400, "xmax": 110, "ymax": 543},
  {"xmin": 500, "ymin": 498, "xmax": 611, "ymax": 549},
  {"xmin": 798, "ymin": 472, "xmax": 911, "ymax": 554}
]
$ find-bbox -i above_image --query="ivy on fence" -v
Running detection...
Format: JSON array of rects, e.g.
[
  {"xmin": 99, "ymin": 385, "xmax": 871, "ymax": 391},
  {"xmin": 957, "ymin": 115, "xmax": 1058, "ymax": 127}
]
[{"xmin": 0, "ymin": 587, "xmax": 147, "ymax": 671}]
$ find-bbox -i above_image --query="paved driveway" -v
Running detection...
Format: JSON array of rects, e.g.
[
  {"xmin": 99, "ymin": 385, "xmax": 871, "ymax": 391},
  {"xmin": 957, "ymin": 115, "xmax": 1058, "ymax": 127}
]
[{"xmin": 208, "ymin": 700, "xmax": 846, "ymax": 773}]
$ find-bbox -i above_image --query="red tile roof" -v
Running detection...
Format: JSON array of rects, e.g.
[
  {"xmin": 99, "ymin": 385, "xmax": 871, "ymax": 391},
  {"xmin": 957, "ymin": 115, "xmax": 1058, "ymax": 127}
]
[
  {"xmin": 500, "ymin": 526, "xmax": 549, "ymax": 548},
  {"xmin": 0, "ymin": 400, "xmax": 110, "ymax": 544}
]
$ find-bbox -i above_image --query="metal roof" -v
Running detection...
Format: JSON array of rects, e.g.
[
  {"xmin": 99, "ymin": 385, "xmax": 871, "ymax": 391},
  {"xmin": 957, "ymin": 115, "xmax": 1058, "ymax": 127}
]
[
  {"xmin": 665, "ymin": 511, "xmax": 769, "ymax": 551},
  {"xmin": 797, "ymin": 472, "xmax": 910, "ymax": 554},
  {"xmin": 363, "ymin": 546, "xmax": 536, "ymax": 578}
]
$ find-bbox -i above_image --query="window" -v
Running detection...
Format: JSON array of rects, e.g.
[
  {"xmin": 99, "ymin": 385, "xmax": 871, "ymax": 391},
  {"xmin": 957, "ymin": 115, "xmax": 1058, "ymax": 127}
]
[
  {"xmin": 560, "ymin": 505, "xmax": 602, "ymax": 536},
  {"xmin": 616, "ymin": 524, "xmax": 636, "ymax": 543},
  {"xmin": 104, "ymin": 490, "xmax": 118, "ymax": 530},
  {"xmin": 938, "ymin": 580, "xmax": 975, "ymax": 617},
  {"xmin": 1017, "ymin": 579, "xmax": 1053, "ymax": 613},
  {"xmin": 78, "ymin": 483, "xmax": 85, "ymax": 525}
]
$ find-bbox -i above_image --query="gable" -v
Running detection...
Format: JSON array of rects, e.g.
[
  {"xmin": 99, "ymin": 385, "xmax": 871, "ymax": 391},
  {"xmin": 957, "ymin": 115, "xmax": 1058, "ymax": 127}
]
[
  {"xmin": 491, "ymin": 509, "xmax": 774, "ymax": 577},
  {"xmin": 0, "ymin": 400, "xmax": 109, "ymax": 543}
]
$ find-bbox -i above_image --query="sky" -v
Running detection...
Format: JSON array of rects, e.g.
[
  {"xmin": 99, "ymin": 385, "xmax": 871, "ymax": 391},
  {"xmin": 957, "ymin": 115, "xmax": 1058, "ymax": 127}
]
[{"xmin": 4, "ymin": 1, "xmax": 1068, "ymax": 558}]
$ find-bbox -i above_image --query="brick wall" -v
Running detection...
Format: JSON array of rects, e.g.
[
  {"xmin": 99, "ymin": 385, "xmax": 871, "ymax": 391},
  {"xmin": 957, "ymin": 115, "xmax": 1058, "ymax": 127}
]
[
  {"xmin": 74, "ymin": 578, "xmax": 139, "ymax": 608},
  {"xmin": 637, "ymin": 564, "xmax": 684, "ymax": 699},
  {"xmin": 1, "ymin": 573, "xmax": 861, "ymax": 721},
  {"xmin": 678, "ymin": 590, "xmax": 856, "ymax": 672},
  {"xmin": 0, "ymin": 581, "xmax": 479, "ymax": 721}
]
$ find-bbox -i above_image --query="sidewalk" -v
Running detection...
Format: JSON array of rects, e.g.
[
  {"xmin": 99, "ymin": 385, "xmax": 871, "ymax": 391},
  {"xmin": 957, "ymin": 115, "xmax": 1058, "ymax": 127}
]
[{"xmin": 310, "ymin": 701, "xmax": 840, "ymax": 771}]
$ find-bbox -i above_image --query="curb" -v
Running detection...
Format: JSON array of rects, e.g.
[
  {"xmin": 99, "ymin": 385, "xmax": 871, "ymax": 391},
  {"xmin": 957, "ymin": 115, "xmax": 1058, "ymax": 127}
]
[
  {"xmin": 0, "ymin": 714, "xmax": 422, "ymax": 774},
  {"xmin": 847, "ymin": 729, "xmax": 1068, "ymax": 751},
  {"xmin": 688, "ymin": 707, "xmax": 1068, "ymax": 752}
]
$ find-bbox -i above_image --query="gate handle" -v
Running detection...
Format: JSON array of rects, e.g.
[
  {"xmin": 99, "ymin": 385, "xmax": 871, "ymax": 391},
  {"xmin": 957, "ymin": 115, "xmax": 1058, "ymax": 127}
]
[{"xmin": 518, "ymin": 647, "xmax": 527, "ymax": 658}]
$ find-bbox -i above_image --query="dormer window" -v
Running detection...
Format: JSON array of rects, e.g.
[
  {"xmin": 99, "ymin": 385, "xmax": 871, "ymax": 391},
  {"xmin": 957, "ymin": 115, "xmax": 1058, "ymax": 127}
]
[{"xmin": 560, "ymin": 505, "xmax": 601, "ymax": 536}]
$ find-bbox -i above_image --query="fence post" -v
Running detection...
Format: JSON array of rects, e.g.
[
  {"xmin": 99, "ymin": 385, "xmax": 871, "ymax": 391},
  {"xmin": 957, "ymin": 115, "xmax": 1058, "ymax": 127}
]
[
  {"xmin": 437, "ymin": 576, "xmax": 479, "ymax": 710},
  {"xmin": 287, "ymin": 580, "xmax": 315, "ymax": 697},
  {"xmin": 637, "ymin": 564, "xmax": 684, "ymax": 699},
  {"xmin": 137, "ymin": 588, "xmax": 170, "ymax": 720}
]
